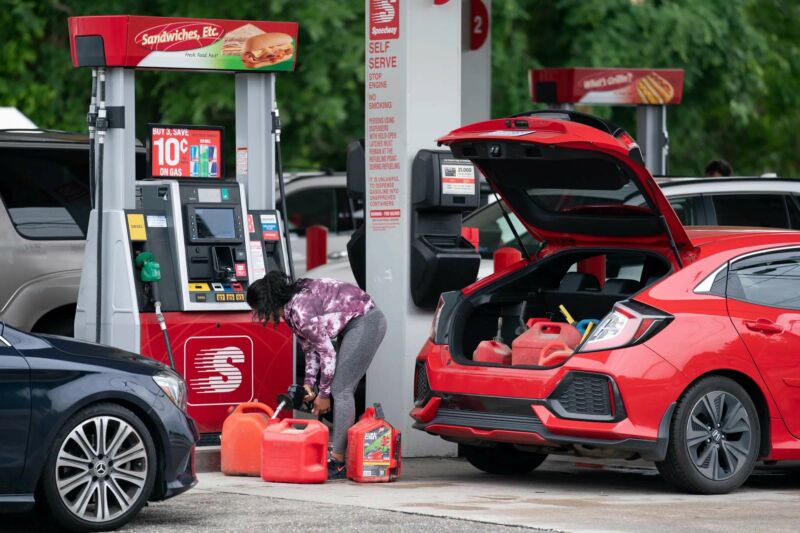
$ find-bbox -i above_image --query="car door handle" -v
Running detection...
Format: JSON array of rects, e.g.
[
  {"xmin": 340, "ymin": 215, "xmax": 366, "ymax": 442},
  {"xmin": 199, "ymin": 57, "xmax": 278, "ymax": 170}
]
[
  {"xmin": 743, "ymin": 319, "xmax": 783, "ymax": 334},
  {"xmin": 328, "ymin": 250, "xmax": 348, "ymax": 260}
]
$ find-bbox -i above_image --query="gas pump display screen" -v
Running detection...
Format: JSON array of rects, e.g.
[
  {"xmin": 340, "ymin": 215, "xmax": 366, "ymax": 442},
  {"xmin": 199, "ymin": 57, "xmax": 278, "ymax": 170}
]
[
  {"xmin": 147, "ymin": 124, "xmax": 224, "ymax": 179},
  {"xmin": 195, "ymin": 208, "xmax": 236, "ymax": 239}
]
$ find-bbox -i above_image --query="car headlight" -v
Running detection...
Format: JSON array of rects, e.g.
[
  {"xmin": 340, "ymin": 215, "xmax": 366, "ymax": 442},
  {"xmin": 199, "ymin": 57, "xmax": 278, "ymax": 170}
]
[{"xmin": 153, "ymin": 371, "xmax": 188, "ymax": 411}]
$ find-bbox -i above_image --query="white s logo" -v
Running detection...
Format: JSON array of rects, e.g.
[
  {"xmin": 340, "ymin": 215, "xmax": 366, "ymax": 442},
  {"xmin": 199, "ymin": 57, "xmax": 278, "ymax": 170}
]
[
  {"xmin": 372, "ymin": 0, "xmax": 396, "ymax": 23},
  {"xmin": 191, "ymin": 346, "xmax": 244, "ymax": 394}
]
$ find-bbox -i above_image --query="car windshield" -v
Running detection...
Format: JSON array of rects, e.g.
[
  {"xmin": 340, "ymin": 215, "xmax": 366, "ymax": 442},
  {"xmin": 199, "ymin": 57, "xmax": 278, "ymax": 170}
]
[{"xmin": 463, "ymin": 201, "xmax": 537, "ymax": 259}]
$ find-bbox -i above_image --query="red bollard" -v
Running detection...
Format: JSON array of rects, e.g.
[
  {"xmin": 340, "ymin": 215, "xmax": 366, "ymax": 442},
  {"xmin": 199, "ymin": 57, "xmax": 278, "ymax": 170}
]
[
  {"xmin": 306, "ymin": 225, "xmax": 328, "ymax": 272},
  {"xmin": 493, "ymin": 246, "xmax": 522, "ymax": 273},
  {"xmin": 461, "ymin": 227, "xmax": 480, "ymax": 251}
]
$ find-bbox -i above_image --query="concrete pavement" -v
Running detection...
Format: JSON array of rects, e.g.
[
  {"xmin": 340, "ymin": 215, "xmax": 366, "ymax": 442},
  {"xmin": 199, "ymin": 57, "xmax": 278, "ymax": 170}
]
[
  {"xmin": 6, "ymin": 457, "xmax": 800, "ymax": 532},
  {"xmin": 196, "ymin": 457, "xmax": 800, "ymax": 532}
]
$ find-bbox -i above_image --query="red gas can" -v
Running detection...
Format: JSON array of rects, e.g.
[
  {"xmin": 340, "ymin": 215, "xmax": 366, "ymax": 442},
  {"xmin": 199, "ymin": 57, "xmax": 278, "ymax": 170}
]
[
  {"xmin": 473, "ymin": 340, "xmax": 512, "ymax": 365},
  {"xmin": 261, "ymin": 419, "xmax": 328, "ymax": 484},
  {"xmin": 347, "ymin": 404, "xmax": 401, "ymax": 483},
  {"xmin": 221, "ymin": 402, "xmax": 274, "ymax": 476},
  {"xmin": 511, "ymin": 321, "xmax": 581, "ymax": 366}
]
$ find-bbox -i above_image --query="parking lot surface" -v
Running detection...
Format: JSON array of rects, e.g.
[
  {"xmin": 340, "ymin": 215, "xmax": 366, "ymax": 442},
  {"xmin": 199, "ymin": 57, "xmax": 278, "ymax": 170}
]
[{"xmin": 6, "ymin": 457, "xmax": 800, "ymax": 532}]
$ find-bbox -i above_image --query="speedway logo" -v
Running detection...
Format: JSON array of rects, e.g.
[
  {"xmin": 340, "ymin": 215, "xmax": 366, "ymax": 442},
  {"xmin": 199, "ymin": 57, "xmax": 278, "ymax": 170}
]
[
  {"xmin": 370, "ymin": 0, "xmax": 399, "ymax": 40},
  {"xmin": 134, "ymin": 22, "xmax": 224, "ymax": 52},
  {"xmin": 185, "ymin": 336, "xmax": 253, "ymax": 406}
]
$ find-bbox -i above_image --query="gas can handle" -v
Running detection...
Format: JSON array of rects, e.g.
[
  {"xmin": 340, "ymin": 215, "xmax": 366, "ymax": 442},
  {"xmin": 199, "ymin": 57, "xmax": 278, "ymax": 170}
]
[{"xmin": 231, "ymin": 402, "xmax": 275, "ymax": 417}]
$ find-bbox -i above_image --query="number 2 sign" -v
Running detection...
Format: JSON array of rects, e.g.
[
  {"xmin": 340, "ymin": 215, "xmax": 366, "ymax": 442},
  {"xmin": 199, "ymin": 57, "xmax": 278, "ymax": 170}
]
[{"xmin": 470, "ymin": 0, "xmax": 489, "ymax": 51}]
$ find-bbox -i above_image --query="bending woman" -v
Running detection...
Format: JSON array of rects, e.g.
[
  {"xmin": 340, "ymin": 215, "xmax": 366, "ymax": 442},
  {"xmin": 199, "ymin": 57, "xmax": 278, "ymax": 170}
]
[{"xmin": 247, "ymin": 271, "xmax": 387, "ymax": 480}]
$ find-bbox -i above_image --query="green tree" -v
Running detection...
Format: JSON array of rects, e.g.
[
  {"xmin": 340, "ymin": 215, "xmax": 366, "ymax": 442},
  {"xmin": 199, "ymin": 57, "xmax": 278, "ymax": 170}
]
[
  {"xmin": 0, "ymin": 0, "xmax": 364, "ymax": 170},
  {"xmin": 2, "ymin": 1, "xmax": 800, "ymax": 176}
]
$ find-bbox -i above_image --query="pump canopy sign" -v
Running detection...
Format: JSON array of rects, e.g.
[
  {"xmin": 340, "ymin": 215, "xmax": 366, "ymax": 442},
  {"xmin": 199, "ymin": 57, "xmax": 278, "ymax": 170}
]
[
  {"xmin": 148, "ymin": 125, "xmax": 224, "ymax": 179},
  {"xmin": 68, "ymin": 15, "xmax": 298, "ymax": 72}
]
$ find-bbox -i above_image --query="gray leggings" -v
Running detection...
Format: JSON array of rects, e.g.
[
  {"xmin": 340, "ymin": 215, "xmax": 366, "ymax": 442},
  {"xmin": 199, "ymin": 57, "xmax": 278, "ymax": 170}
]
[{"xmin": 330, "ymin": 307, "xmax": 387, "ymax": 454}]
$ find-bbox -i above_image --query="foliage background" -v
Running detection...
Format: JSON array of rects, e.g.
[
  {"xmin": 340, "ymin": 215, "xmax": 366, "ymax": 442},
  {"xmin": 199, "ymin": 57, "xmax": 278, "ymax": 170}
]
[{"xmin": 2, "ymin": 0, "xmax": 798, "ymax": 176}]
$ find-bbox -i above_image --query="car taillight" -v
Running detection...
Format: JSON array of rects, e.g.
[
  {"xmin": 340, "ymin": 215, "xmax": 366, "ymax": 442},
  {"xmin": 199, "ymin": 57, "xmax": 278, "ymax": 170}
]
[
  {"xmin": 576, "ymin": 301, "xmax": 672, "ymax": 353},
  {"xmin": 429, "ymin": 296, "xmax": 445, "ymax": 341}
]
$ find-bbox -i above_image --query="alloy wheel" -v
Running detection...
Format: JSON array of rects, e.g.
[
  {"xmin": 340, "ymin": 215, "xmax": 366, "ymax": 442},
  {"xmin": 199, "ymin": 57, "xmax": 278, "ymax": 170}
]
[
  {"xmin": 685, "ymin": 390, "xmax": 752, "ymax": 481},
  {"xmin": 55, "ymin": 415, "xmax": 149, "ymax": 523}
]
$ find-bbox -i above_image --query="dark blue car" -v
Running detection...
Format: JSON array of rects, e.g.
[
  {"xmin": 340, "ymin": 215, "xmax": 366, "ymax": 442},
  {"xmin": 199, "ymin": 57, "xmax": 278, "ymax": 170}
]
[{"xmin": 0, "ymin": 322, "xmax": 197, "ymax": 531}]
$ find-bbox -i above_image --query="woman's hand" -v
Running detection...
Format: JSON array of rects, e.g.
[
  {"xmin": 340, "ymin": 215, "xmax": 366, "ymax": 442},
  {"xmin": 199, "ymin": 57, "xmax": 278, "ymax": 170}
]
[
  {"xmin": 303, "ymin": 384, "xmax": 316, "ymax": 402},
  {"xmin": 312, "ymin": 395, "xmax": 331, "ymax": 416}
]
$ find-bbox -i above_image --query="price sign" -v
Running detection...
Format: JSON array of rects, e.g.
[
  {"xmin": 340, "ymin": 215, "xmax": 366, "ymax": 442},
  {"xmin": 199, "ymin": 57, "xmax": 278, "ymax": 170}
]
[{"xmin": 147, "ymin": 124, "xmax": 224, "ymax": 179}]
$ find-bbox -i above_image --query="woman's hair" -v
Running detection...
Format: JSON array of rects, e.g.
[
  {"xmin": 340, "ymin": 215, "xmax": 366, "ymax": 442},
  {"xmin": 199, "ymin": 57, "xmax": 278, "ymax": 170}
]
[{"xmin": 246, "ymin": 271, "xmax": 306, "ymax": 328}]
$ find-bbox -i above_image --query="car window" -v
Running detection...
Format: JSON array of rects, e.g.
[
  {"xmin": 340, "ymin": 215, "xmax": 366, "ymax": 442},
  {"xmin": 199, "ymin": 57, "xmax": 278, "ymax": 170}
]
[
  {"xmin": 285, "ymin": 188, "xmax": 337, "ymax": 236},
  {"xmin": 727, "ymin": 249, "xmax": 800, "ymax": 309},
  {"xmin": 463, "ymin": 201, "xmax": 537, "ymax": 259},
  {"xmin": 0, "ymin": 148, "xmax": 90, "ymax": 239},
  {"xmin": 712, "ymin": 194, "xmax": 788, "ymax": 228},
  {"xmin": 668, "ymin": 195, "xmax": 704, "ymax": 225},
  {"xmin": 335, "ymin": 188, "xmax": 355, "ymax": 233},
  {"xmin": 788, "ymin": 196, "xmax": 800, "ymax": 229}
]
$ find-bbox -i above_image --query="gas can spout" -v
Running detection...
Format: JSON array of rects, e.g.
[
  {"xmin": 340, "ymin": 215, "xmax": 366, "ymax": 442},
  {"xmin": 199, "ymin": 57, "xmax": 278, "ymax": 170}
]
[{"xmin": 494, "ymin": 316, "xmax": 504, "ymax": 344}]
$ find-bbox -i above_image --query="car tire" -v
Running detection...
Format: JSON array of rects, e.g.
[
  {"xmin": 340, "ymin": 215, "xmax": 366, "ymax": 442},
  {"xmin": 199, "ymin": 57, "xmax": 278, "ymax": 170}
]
[
  {"xmin": 461, "ymin": 444, "xmax": 547, "ymax": 475},
  {"xmin": 656, "ymin": 376, "xmax": 760, "ymax": 494},
  {"xmin": 41, "ymin": 403, "xmax": 157, "ymax": 532}
]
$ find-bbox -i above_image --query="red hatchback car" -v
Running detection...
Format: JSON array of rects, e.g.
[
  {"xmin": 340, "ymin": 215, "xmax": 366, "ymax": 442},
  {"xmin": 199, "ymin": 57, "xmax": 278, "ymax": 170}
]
[{"xmin": 411, "ymin": 112, "xmax": 800, "ymax": 494}]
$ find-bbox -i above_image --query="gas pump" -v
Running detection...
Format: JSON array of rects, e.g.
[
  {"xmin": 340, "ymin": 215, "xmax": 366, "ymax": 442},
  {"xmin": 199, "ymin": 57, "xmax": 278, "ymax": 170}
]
[{"xmin": 68, "ymin": 15, "xmax": 298, "ymax": 436}]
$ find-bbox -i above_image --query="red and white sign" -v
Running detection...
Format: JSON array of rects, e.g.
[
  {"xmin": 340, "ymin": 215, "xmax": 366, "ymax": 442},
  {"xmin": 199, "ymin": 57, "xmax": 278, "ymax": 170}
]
[
  {"xmin": 149, "ymin": 125, "xmax": 222, "ymax": 178},
  {"xmin": 185, "ymin": 335, "xmax": 253, "ymax": 406},
  {"xmin": 530, "ymin": 68, "xmax": 685, "ymax": 106},
  {"xmin": 370, "ymin": 209, "xmax": 401, "ymax": 219},
  {"xmin": 441, "ymin": 159, "xmax": 476, "ymax": 195},
  {"xmin": 369, "ymin": 0, "xmax": 400, "ymax": 40},
  {"xmin": 469, "ymin": 0, "xmax": 489, "ymax": 50},
  {"xmin": 234, "ymin": 263, "xmax": 247, "ymax": 278},
  {"xmin": 68, "ymin": 15, "xmax": 298, "ymax": 72}
]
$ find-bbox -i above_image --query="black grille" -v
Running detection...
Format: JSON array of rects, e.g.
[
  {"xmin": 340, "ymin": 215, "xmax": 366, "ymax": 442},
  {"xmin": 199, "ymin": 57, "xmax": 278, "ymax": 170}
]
[
  {"xmin": 414, "ymin": 361, "xmax": 430, "ymax": 405},
  {"xmin": 554, "ymin": 373, "xmax": 611, "ymax": 417},
  {"xmin": 432, "ymin": 408, "xmax": 545, "ymax": 433}
]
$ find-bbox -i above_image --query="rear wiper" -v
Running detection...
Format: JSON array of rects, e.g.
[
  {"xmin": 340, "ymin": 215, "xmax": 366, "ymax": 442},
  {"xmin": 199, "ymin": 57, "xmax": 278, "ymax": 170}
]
[{"xmin": 493, "ymin": 191, "xmax": 532, "ymax": 262}]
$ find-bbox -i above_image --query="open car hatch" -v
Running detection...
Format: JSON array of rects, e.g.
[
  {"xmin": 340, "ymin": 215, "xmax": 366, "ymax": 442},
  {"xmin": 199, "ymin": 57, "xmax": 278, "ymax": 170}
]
[{"xmin": 437, "ymin": 115, "xmax": 694, "ymax": 265}]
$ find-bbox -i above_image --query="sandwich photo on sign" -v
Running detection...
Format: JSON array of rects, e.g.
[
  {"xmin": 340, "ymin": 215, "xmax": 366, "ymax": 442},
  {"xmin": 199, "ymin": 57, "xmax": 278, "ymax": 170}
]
[
  {"xmin": 242, "ymin": 32, "xmax": 294, "ymax": 68},
  {"xmin": 221, "ymin": 23, "xmax": 265, "ymax": 56}
]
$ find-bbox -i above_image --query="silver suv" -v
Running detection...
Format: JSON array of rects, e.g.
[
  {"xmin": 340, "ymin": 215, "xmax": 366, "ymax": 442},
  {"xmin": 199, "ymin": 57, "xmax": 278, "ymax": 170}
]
[{"xmin": 0, "ymin": 130, "xmax": 144, "ymax": 336}]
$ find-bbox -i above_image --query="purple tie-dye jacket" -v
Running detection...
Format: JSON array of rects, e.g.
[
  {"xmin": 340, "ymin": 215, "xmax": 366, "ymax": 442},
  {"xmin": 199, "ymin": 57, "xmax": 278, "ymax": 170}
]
[{"xmin": 284, "ymin": 278, "xmax": 375, "ymax": 398}]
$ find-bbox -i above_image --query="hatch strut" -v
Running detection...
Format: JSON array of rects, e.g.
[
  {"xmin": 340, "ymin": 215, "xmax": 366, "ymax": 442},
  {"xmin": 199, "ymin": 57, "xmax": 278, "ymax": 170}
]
[
  {"xmin": 659, "ymin": 214, "xmax": 683, "ymax": 268},
  {"xmin": 492, "ymin": 187, "xmax": 531, "ymax": 263}
]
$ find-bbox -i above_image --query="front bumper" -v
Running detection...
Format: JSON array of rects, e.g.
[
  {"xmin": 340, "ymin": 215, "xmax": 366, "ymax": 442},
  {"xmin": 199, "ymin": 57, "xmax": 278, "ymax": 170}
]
[
  {"xmin": 411, "ymin": 340, "xmax": 686, "ymax": 461},
  {"xmin": 150, "ymin": 399, "xmax": 199, "ymax": 501}
]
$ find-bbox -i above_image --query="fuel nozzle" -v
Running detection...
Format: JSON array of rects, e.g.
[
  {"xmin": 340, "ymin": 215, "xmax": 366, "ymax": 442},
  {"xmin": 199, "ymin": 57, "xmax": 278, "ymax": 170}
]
[
  {"xmin": 135, "ymin": 251, "xmax": 161, "ymax": 284},
  {"xmin": 272, "ymin": 383, "xmax": 317, "ymax": 419}
]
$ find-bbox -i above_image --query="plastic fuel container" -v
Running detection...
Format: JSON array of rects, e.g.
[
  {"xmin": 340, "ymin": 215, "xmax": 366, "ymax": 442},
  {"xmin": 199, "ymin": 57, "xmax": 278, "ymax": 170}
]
[
  {"xmin": 347, "ymin": 404, "xmax": 401, "ymax": 483},
  {"xmin": 473, "ymin": 340, "xmax": 512, "ymax": 365},
  {"xmin": 511, "ymin": 321, "xmax": 581, "ymax": 366},
  {"xmin": 473, "ymin": 316, "xmax": 512, "ymax": 365},
  {"xmin": 261, "ymin": 419, "xmax": 328, "ymax": 484},
  {"xmin": 221, "ymin": 402, "xmax": 274, "ymax": 477}
]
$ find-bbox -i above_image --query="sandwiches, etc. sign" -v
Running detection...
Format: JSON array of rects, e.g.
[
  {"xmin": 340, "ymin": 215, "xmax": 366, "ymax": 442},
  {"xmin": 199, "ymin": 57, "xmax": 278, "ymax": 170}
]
[{"xmin": 69, "ymin": 16, "xmax": 298, "ymax": 72}]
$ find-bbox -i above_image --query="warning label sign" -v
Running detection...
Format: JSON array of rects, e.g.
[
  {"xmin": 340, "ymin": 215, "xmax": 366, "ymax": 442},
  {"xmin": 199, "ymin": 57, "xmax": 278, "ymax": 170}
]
[{"xmin": 441, "ymin": 159, "xmax": 476, "ymax": 196}]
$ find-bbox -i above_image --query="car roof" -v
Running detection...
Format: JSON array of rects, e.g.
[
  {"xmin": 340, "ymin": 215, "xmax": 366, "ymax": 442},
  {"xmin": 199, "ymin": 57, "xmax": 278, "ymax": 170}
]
[
  {"xmin": 0, "ymin": 129, "xmax": 90, "ymax": 144},
  {"xmin": 656, "ymin": 176, "xmax": 799, "ymax": 191},
  {"xmin": 687, "ymin": 226, "xmax": 800, "ymax": 248},
  {"xmin": 0, "ymin": 128, "xmax": 145, "ymax": 147}
]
